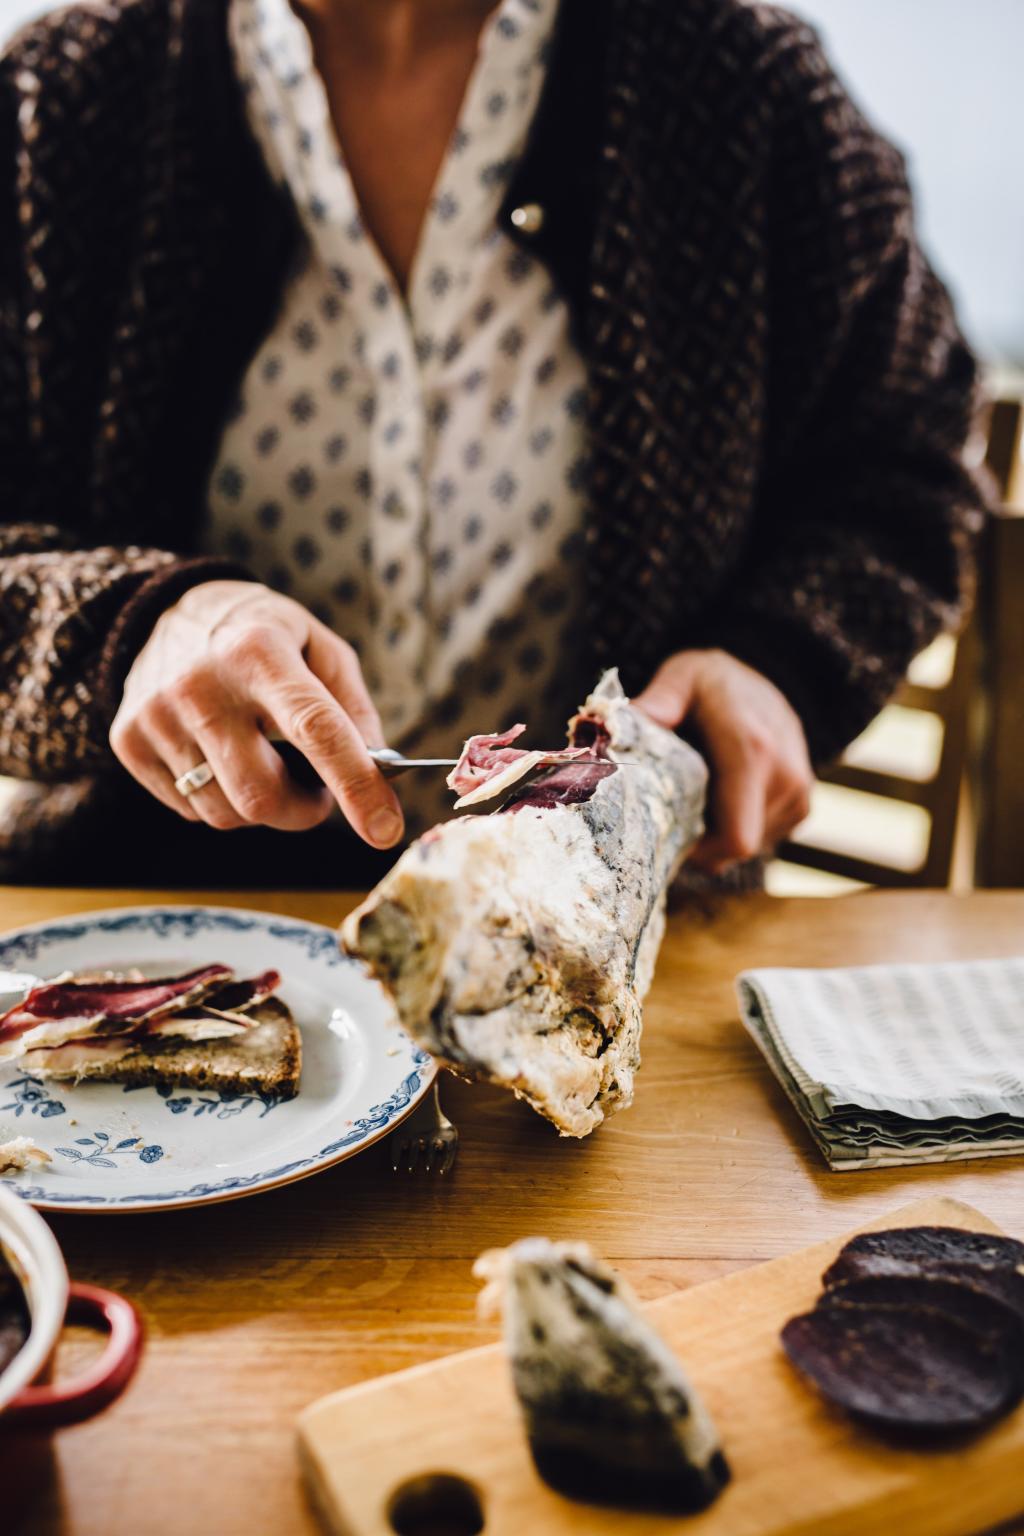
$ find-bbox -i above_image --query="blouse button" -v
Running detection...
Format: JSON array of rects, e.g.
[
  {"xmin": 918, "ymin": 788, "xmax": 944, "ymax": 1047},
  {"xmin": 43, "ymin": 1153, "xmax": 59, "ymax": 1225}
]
[{"xmin": 510, "ymin": 203, "xmax": 545, "ymax": 235}]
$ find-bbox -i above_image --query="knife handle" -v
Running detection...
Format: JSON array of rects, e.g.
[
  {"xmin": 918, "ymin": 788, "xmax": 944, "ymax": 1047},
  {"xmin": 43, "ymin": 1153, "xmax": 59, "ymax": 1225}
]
[{"xmin": 271, "ymin": 739, "xmax": 327, "ymax": 792}]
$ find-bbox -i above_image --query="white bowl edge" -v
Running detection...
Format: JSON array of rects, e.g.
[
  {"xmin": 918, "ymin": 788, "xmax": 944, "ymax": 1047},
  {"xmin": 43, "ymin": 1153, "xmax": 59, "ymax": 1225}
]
[{"xmin": 0, "ymin": 1183, "xmax": 69, "ymax": 1411}]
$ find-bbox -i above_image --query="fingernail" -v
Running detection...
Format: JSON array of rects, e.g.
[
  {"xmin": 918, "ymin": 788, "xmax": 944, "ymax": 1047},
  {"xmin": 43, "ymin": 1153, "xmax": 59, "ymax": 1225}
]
[{"xmin": 368, "ymin": 807, "xmax": 404, "ymax": 847}]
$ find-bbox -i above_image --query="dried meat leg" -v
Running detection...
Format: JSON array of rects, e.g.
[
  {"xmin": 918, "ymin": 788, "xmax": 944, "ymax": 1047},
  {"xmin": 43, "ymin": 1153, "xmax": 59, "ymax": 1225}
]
[{"xmin": 343, "ymin": 671, "xmax": 707, "ymax": 1136}]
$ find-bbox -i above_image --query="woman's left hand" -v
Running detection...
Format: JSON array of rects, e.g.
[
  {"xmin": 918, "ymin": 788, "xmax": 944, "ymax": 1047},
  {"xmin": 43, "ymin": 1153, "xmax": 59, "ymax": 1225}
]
[{"xmin": 633, "ymin": 649, "xmax": 814, "ymax": 873}]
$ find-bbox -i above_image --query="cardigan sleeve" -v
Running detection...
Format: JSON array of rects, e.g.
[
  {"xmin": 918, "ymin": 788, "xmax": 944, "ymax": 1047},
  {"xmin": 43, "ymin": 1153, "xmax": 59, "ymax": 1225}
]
[
  {"xmin": 0, "ymin": 53, "xmax": 250, "ymax": 785},
  {"xmin": 702, "ymin": 22, "xmax": 988, "ymax": 767},
  {"xmin": 0, "ymin": 528, "xmax": 251, "ymax": 783}
]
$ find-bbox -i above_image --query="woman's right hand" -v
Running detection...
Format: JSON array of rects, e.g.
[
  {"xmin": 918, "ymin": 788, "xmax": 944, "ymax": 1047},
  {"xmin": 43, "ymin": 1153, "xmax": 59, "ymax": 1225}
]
[{"xmin": 109, "ymin": 580, "xmax": 404, "ymax": 847}]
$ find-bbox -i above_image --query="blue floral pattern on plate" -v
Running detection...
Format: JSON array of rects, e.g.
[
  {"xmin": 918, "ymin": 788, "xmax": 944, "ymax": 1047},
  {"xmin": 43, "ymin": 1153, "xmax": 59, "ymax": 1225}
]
[
  {"xmin": 123, "ymin": 1083, "xmax": 286, "ymax": 1120},
  {"xmin": 56, "ymin": 1132, "xmax": 164, "ymax": 1167},
  {"xmin": 1, "ymin": 1075, "xmax": 67, "ymax": 1119},
  {"xmin": 0, "ymin": 905, "xmax": 435, "ymax": 1211}
]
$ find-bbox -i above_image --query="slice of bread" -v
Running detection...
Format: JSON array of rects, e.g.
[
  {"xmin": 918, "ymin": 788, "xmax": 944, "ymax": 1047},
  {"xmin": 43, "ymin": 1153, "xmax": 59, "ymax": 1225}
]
[{"xmin": 21, "ymin": 997, "xmax": 301, "ymax": 1099}]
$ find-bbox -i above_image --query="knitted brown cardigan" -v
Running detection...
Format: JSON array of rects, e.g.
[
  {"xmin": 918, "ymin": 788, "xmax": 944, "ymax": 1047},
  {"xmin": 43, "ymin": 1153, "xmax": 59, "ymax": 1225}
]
[{"xmin": 0, "ymin": 0, "xmax": 985, "ymax": 882}]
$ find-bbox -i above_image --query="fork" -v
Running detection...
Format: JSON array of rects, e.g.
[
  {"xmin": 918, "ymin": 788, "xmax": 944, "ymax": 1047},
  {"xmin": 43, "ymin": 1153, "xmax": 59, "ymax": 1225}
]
[{"xmin": 389, "ymin": 1080, "xmax": 459, "ymax": 1174}]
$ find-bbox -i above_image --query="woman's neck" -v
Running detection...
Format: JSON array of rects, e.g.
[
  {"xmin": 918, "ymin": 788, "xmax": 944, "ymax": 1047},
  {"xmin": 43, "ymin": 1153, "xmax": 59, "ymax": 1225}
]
[
  {"xmin": 285, "ymin": 0, "xmax": 501, "ymax": 290},
  {"xmin": 293, "ymin": 0, "xmax": 499, "ymax": 67}
]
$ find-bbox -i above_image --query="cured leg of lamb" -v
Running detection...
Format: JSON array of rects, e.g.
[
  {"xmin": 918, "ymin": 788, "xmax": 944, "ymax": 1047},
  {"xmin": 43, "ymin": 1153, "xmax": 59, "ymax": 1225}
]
[{"xmin": 341, "ymin": 671, "xmax": 707, "ymax": 1137}]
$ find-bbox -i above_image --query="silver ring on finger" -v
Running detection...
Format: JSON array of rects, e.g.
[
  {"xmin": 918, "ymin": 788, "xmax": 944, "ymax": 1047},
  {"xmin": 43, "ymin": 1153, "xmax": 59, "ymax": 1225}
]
[{"xmin": 174, "ymin": 761, "xmax": 217, "ymax": 799}]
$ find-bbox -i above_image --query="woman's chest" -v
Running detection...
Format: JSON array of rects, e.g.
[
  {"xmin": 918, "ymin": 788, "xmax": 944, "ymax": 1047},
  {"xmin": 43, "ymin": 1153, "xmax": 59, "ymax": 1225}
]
[{"xmin": 309, "ymin": 35, "xmax": 483, "ymax": 295}]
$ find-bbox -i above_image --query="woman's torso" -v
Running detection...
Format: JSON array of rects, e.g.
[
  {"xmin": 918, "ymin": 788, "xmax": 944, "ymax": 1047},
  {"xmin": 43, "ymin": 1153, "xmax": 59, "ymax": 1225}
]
[{"xmin": 202, "ymin": 0, "xmax": 592, "ymax": 833}]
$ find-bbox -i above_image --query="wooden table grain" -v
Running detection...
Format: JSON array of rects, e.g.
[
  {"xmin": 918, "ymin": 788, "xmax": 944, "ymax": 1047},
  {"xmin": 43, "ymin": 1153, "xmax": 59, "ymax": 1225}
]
[{"xmin": 8, "ymin": 887, "xmax": 1024, "ymax": 1536}]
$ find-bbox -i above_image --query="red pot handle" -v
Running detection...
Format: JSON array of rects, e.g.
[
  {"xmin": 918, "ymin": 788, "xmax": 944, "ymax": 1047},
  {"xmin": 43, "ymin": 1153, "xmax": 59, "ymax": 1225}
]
[{"xmin": 5, "ymin": 1282, "xmax": 143, "ymax": 1430}]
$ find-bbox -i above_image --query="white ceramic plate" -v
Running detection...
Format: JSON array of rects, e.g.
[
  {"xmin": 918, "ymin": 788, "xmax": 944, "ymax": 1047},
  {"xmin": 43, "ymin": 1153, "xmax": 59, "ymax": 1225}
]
[{"xmin": 0, "ymin": 906, "xmax": 434, "ymax": 1212}]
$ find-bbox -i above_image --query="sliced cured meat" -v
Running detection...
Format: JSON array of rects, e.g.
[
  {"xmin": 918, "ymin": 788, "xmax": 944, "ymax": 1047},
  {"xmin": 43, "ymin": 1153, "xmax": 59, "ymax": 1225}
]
[
  {"xmin": 505, "ymin": 758, "xmax": 618, "ymax": 810},
  {"xmin": 203, "ymin": 969, "xmax": 279, "ymax": 1009},
  {"xmin": 823, "ymin": 1227, "xmax": 1024, "ymax": 1288},
  {"xmin": 446, "ymin": 724, "xmax": 604, "ymax": 809},
  {"xmin": 0, "ymin": 965, "xmax": 232, "ymax": 1033},
  {"xmin": 141, "ymin": 1014, "xmax": 249, "ymax": 1042},
  {"xmin": 0, "ymin": 965, "xmax": 233, "ymax": 1057},
  {"xmin": 781, "ymin": 1305, "xmax": 1016, "ymax": 1433},
  {"xmin": 447, "ymin": 723, "xmax": 529, "ymax": 793},
  {"xmin": 475, "ymin": 1238, "xmax": 730, "ymax": 1513},
  {"xmin": 819, "ymin": 1275, "xmax": 1024, "ymax": 1358},
  {"xmin": 343, "ymin": 671, "xmax": 708, "ymax": 1136},
  {"xmin": 822, "ymin": 1227, "xmax": 1024, "ymax": 1331},
  {"xmin": 0, "ymin": 967, "xmax": 283, "ymax": 1063},
  {"xmin": 190, "ymin": 969, "xmax": 282, "ymax": 1022}
]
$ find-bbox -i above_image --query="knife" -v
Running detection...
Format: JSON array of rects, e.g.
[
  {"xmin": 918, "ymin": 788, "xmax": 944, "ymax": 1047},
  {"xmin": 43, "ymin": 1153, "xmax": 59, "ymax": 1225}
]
[{"xmin": 273, "ymin": 741, "xmax": 630, "ymax": 787}]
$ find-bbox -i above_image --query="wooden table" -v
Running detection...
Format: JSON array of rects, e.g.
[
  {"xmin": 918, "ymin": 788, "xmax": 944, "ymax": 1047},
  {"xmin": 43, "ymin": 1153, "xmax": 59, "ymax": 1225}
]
[{"xmin": 9, "ymin": 887, "xmax": 1024, "ymax": 1536}]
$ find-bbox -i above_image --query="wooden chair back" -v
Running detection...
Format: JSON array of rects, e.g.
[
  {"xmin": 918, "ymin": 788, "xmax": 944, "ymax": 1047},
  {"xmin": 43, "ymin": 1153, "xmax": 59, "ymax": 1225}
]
[{"xmin": 779, "ymin": 394, "xmax": 1022, "ymax": 889}]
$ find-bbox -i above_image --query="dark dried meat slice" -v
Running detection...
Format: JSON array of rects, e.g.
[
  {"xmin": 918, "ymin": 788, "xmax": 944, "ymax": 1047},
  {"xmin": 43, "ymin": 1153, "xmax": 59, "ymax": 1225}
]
[
  {"xmin": 822, "ymin": 1227, "xmax": 1024, "ymax": 1338},
  {"xmin": 830, "ymin": 1260, "xmax": 1024, "ymax": 1343},
  {"xmin": 819, "ymin": 1275, "xmax": 1024, "ymax": 1361},
  {"xmin": 782, "ymin": 1305, "xmax": 1017, "ymax": 1434},
  {"xmin": 823, "ymin": 1226, "xmax": 1024, "ymax": 1288}
]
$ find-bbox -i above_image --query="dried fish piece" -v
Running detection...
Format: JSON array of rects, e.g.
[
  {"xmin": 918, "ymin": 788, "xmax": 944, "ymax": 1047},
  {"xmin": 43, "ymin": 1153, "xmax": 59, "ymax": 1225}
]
[
  {"xmin": 475, "ymin": 1238, "xmax": 730, "ymax": 1513},
  {"xmin": 781, "ymin": 1305, "xmax": 1017, "ymax": 1434}
]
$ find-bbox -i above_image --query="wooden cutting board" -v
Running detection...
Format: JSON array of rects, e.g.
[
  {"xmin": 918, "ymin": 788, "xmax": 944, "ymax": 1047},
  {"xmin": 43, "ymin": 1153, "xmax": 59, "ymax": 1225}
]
[{"xmin": 298, "ymin": 1197, "xmax": 1023, "ymax": 1536}]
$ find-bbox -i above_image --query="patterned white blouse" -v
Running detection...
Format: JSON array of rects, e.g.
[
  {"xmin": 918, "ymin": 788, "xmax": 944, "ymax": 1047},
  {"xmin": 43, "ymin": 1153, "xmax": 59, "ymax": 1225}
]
[{"xmin": 202, "ymin": 0, "xmax": 590, "ymax": 834}]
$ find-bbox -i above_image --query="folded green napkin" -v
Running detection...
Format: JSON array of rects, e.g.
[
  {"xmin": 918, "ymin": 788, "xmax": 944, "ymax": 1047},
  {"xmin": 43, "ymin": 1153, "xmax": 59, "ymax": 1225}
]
[{"xmin": 736, "ymin": 957, "xmax": 1024, "ymax": 1170}]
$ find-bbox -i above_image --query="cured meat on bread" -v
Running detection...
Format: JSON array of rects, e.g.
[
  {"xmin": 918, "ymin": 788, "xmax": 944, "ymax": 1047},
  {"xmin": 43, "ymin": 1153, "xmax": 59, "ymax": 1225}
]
[{"xmin": 0, "ymin": 968, "xmax": 301, "ymax": 1098}]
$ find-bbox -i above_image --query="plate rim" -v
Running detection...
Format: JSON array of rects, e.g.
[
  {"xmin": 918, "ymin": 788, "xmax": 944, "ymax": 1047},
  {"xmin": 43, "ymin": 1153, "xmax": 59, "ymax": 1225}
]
[{"xmin": 0, "ymin": 903, "xmax": 436, "ymax": 1213}]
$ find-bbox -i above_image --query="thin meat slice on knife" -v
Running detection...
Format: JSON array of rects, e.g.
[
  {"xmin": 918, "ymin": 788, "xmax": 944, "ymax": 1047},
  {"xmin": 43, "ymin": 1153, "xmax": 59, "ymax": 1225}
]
[
  {"xmin": 446, "ymin": 724, "xmax": 602, "ymax": 808},
  {"xmin": 342, "ymin": 671, "xmax": 707, "ymax": 1136}
]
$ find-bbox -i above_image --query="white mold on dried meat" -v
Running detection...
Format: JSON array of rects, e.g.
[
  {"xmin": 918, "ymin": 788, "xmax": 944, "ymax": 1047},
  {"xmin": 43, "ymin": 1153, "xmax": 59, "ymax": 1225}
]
[{"xmin": 342, "ymin": 671, "xmax": 707, "ymax": 1136}]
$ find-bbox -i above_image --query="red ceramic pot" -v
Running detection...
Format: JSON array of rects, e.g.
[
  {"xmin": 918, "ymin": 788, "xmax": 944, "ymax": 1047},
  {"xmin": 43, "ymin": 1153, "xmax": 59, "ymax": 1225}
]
[{"xmin": 0, "ymin": 1184, "xmax": 143, "ymax": 1522}]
